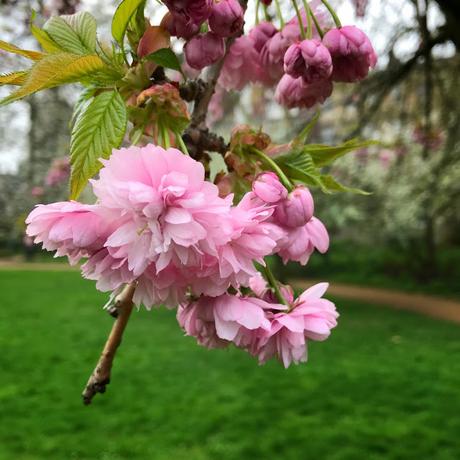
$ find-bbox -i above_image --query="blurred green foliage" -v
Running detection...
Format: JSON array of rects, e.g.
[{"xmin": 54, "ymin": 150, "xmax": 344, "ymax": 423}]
[
  {"xmin": 283, "ymin": 241, "xmax": 460, "ymax": 298},
  {"xmin": 1, "ymin": 270, "xmax": 459, "ymax": 460}
]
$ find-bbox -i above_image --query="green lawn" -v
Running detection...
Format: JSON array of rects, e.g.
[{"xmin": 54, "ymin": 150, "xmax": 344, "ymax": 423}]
[{"xmin": 1, "ymin": 270, "xmax": 459, "ymax": 460}]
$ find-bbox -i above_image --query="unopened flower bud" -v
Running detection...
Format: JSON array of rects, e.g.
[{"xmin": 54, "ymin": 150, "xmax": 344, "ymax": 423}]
[
  {"xmin": 253, "ymin": 172, "xmax": 288, "ymax": 204},
  {"xmin": 274, "ymin": 185, "xmax": 314, "ymax": 227},
  {"xmin": 209, "ymin": 0, "xmax": 244, "ymax": 38},
  {"xmin": 284, "ymin": 39, "xmax": 332, "ymax": 82},
  {"xmin": 323, "ymin": 26, "xmax": 377, "ymax": 82},
  {"xmin": 184, "ymin": 32, "xmax": 225, "ymax": 70}
]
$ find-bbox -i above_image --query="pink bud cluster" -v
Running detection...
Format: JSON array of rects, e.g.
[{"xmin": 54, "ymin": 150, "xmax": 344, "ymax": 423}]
[
  {"xmin": 218, "ymin": 3, "xmax": 377, "ymax": 110},
  {"xmin": 163, "ymin": 0, "xmax": 245, "ymax": 70}
]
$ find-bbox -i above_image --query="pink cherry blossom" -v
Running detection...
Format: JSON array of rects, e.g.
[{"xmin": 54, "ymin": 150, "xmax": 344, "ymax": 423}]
[
  {"xmin": 46, "ymin": 157, "xmax": 70, "ymax": 187},
  {"xmin": 323, "ymin": 26, "xmax": 377, "ymax": 82},
  {"xmin": 284, "ymin": 39, "xmax": 332, "ymax": 83},
  {"xmin": 177, "ymin": 293, "xmax": 273, "ymax": 348},
  {"xmin": 26, "ymin": 202, "xmax": 119, "ymax": 265},
  {"xmin": 209, "ymin": 0, "xmax": 244, "ymax": 38},
  {"xmin": 275, "ymin": 74, "xmax": 333, "ymax": 109},
  {"xmin": 185, "ymin": 32, "xmax": 225, "ymax": 70},
  {"xmin": 219, "ymin": 35, "xmax": 260, "ymax": 90},
  {"xmin": 276, "ymin": 216, "xmax": 329, "ymax": 265},
  {"xmin": 26, "ymin": 145, "xmax": 284, "ymax": 308},
  {"xmin": 256, "ymin": 283, "xmax": 338, "ymax": 367}
]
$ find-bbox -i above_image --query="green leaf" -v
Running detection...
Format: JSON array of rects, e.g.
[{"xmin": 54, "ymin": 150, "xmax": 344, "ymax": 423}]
[
  {"xmin": 70, "ymin": 87, "xmax": 97, "ymax": 128},
  {"xmin": 0, "ymin": 39, "xmax": 44, "ymax": 61},
  {"xmin": 145, "ymin": 48, "xmax": 183, "ymax": 74},
  {"xmin": 31, "ymin": 23, "xmax": 62, "ymax": 53},
  {"xmin": 0, "ymin": 53, "xmax": 106, "ymax": 105},
  {"xmin": 70, "ymin": 91, "xmax": 127, "ymax": 199},
  {"xmin": 275, "ymin": 149, "xmax": 369, "ymax": 194},
  {"xmin": 292, "ymin": 111, "xmax": 320, "ymax": 146},
  {"xmin": 303, "ymin": 139, "xmax": 378, "ymax": 167},
  {"xmin": 112, "ymin": 0, "xmax": 145, "ymax": 46},
  {"xmin": 44, "ymin": 12, "xmax": 97, "ymax": 55},
  {"xmin": 208, "ymin": 152, "xmax": 228, "ymax": 182},
  {"xmin": 0, "ymin": 72, "xmax": 27, "ymax": 86},
  {"xmin": 320, "ymin": 175, "xmax": 370, "ymax": 195}
]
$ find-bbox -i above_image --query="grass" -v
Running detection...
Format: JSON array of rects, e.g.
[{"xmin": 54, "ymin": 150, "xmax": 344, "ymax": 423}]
[{"xmin": 1, "ymin": 270, "xmax": 460, "ymax": 460}]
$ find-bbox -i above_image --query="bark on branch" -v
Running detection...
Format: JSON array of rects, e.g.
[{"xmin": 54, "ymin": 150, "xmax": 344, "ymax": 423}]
[{"xmin": 82, "ymin": 283, "xmax": 136, "ymax": 405}]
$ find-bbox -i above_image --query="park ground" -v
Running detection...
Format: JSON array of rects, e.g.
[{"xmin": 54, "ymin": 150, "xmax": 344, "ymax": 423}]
[{"xmin": 1, "ymin": 269, "xmax": 460, "ymax": 460}]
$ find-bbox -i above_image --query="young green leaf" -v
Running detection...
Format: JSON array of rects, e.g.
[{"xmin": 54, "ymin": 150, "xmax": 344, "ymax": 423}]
[
  {"xmin": 145, "ymin": 48, "xmax": 183, "ymax": 75},
  {"xmin": 0, "ymin": 39, "xmax": 44, "ymax": 61},
  {"xmin": 304, "ymin": 139, "xmax": 379, "ymax": 167},
  {"xmin": 292, "ymin": 111, "xmax": 320, "ymax": 146},
  {"xmin": 31, "ymin": 24, "xmax": 62, "ymax": 53},
  {"xmin": 320, "ymin": 175, "xmax": 370, "ymax": 195},
  {"xmin": 112, "ymin": 0, "xmax": 145, "ymax": 46},
  {"xmin": 0, "ymin": 72, "xmax": 27, "ymax": 86},
  {"xmin": 70, "ymin": 91, "xmax": 127, "ymax": 199},
  {"xmin": 0, "ymin": 53, "xmax": 106, "ymax": 106},
  {"xmin": 44, "ymin": 12, "xmax": 97, "ymax": 55},
  {"xmin": 70, "ymin": 87, "xmax": 97, "ymax": 128}
]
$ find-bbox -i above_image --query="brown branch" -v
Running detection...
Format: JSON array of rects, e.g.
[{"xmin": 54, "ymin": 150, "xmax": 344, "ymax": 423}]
[
  {"xmin": 82, "ymin": 283, "xmax": 136, "ymax": 405},
  {"xmin": 349, "ymin": 31, "xmax": 449, "ymax": 137}
]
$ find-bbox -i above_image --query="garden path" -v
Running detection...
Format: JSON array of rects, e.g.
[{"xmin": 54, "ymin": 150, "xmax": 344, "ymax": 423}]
[{"xmin": 1, "ymin": 260, "xmax": 459, "ymax": 324}]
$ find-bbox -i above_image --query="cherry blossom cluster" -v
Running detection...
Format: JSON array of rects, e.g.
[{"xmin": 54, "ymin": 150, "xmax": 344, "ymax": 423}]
[
  {"xmin": 222, "ymin": 7, "xmax": 376, "ymax": 109},
  {"xmin": 159, "ymin": 1, "xmax": 376, "ymax": 112},
  {"xmin": 25, "ymin": 145, "xmax": 336, "ymax": 367},
  {"xmin": 162, "ymin": 0, "xmax": 245, "ymax": 70}
]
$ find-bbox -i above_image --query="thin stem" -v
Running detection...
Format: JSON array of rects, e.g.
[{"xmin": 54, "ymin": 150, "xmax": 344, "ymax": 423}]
[
  {"xmin": 320, "ymin": 0, "xmax": 341, "ymax": 28},
  {"xmin": 290, "ymin": 0, "xmax": 306, "ymax": 39},
  {"xmin": 308, "ymin": 7, "xmax": 324, "ymax": 39},
  {"xmin": 262, "ymin": 263, "xmax": 288, "ymax": 306},
  {"xmin": 176, "ymin": 133, "xmax": 190, "ymax": 155},
  {"xmin": 255, "ymin": 0, "xmax": 260, "ymax": 24},
  {"xmin": 274, "ymin": 0, "xmax": 285, "ymax": 28},
  {"xmin": 303, "ymin": 0, "xmax": 313, "ymax": 39},
  {"xmin": 251, "ymin": 148, "xmax": 294, "ymax": 192},
  {"xmin": 82, "ymin": 283, "xmax": 136, "ymax": 405},
  {"xmin": 263, "ymin": 4, "xmax": 270, "ymax": 22},
  {"xmin": 162, "ymin": 123, "xmax": 171, "ymax": 149}
]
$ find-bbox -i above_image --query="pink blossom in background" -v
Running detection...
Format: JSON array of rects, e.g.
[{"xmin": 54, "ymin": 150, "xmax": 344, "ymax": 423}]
[
  {"xmin": 323, "ymin": 26, "xmax": 377, "ymax": 82},
  {"xmin": 208, "ymin": 85, "xmax": 225, "ymax": 126},
  {"xmin": 46, "ymin": 157, "xmax": 70, "ymax": 187},
  {"xmin": 31, "ymin": 186, "xmax": 44, "ymax": 198},
  {"xmin": 353, "ymin": 0, "xmax": 368, "ymax": 17},
  {"xmin": 219, "ymin": 35, "xmax": 260, "ymax": 90}
]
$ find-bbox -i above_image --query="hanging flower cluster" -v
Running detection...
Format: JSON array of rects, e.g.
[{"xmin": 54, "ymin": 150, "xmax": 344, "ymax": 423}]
[
  {"xmin": 1, "ymin": 0, "xmax": 378, "ymax": 400},
  {"xmin": 218, "ymin": 2, "xmax": 377, "ymax": 109},
  {"xmin": 26, "ymin": 145, "xmax": 335, "ymax": 367}
]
